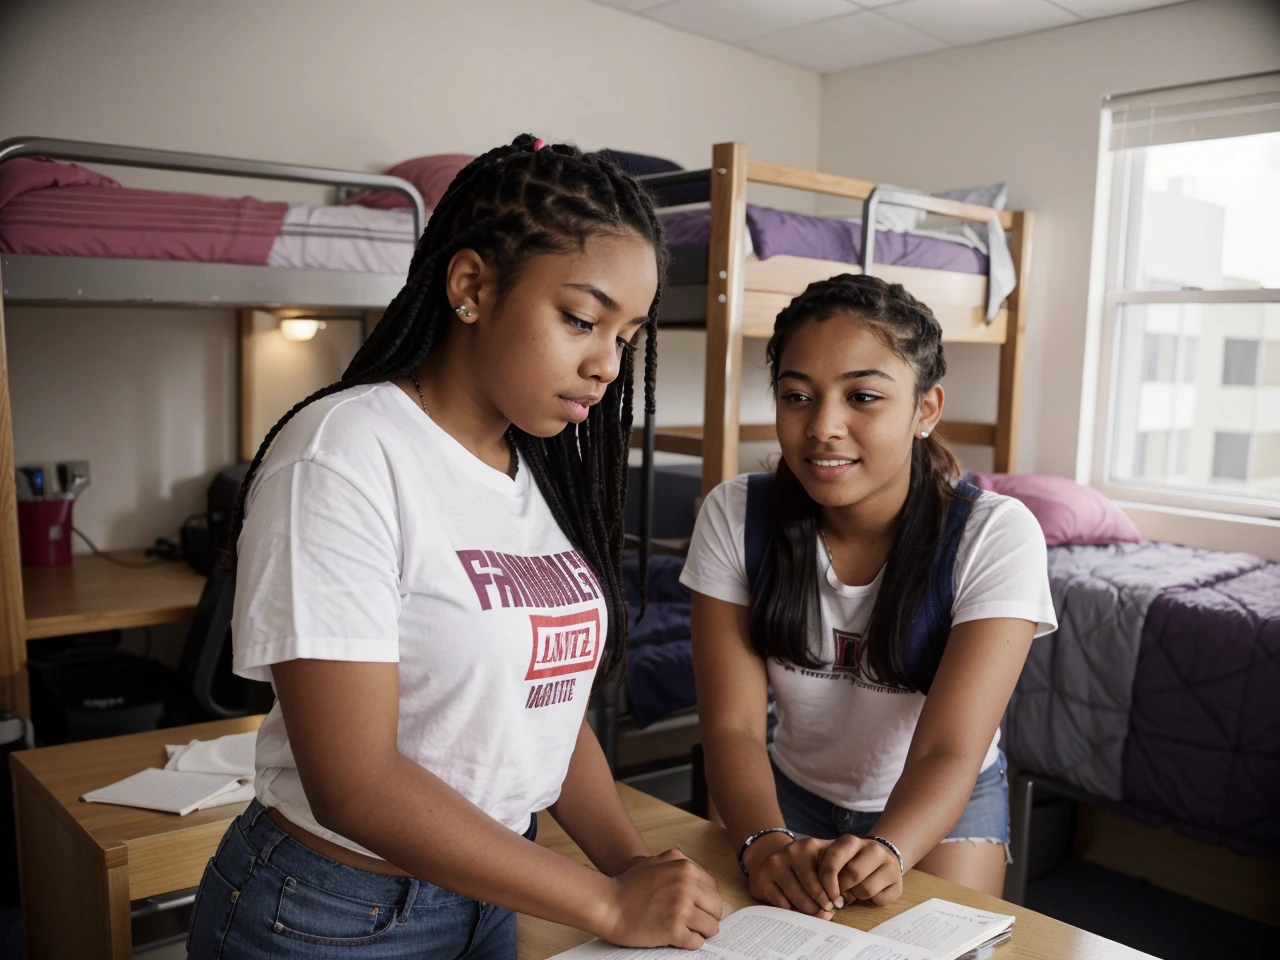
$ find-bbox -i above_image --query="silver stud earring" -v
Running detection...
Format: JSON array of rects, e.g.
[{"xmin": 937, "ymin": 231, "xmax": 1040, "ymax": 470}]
[
  {"xmin": 920, "ymin": 431, "xmax": 930, "ymax": 439},
  {"xmin": 454, "ymin": 304, "xmax": 473, "ymax": 318}
]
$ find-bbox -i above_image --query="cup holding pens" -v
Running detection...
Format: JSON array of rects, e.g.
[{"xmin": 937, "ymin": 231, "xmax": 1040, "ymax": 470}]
[{"xmin": 18, "ymin": 497, "xmax": 74, "ymax": 567}]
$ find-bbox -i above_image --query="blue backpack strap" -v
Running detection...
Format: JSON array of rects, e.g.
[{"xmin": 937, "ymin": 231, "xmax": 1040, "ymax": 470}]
[
  {"xmin": 744, "ymin": 472, "xmax": 775, "ymax": 596},
  {"xmin": 902, "ymin": 479, "xmax": 982, "ymax": 693}
]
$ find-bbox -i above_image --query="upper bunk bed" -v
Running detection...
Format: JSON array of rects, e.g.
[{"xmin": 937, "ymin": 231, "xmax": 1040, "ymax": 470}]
[
  {"xmin": 629, "ymin": 143, "xmax": 1033, "ymax": 499},
  {"xmin": 0, "ymin": 136, "xmax": 434, "ymax": 717},
  {"xmin": 0, "ymin": 136, "xmax": 426, "ymax": 309}
]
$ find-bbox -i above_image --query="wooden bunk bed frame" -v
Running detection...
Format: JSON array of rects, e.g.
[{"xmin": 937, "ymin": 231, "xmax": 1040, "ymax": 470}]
[
  {"xmin": 0, "ymin": 137, "xmax": 426, "ymax": 717},
  {"xmin": 634, "ymin": 142, "xmax": 1032, "ymax": 500}
]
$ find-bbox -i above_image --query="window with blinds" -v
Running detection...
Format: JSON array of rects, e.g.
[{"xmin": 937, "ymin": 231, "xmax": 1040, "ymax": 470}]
[
  {"xmin": 1093, "ymin": 73, "xmax": 1280, "ymax": 516},
  {"xmin": 1108, "ymin": 72, "xmax": 1280, "ymax": 151}
]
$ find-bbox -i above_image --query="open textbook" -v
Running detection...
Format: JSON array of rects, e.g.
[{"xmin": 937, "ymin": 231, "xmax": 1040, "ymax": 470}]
[{"xmin": 552, "ymin": 899, "xmax": 1014, "ymax": 960}]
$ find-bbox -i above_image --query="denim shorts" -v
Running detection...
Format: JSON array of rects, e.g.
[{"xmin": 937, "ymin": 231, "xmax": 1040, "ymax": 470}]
[
  {"xmin": 772, "ymin": 749, "xmax": 1010, "ymax": 859},
  {"xmin": 187, "ymin": 799, "xmax": 536, "ymax": 960}
]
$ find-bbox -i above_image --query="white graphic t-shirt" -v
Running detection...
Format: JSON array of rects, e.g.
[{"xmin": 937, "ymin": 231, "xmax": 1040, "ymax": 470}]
[
  {"xmin": 233, "ymin": 383, "xmax": 606, "ymax": 857},
  {"xmin": 680, "ymin": 474, "xmax": 1057, "ymax": 813}
]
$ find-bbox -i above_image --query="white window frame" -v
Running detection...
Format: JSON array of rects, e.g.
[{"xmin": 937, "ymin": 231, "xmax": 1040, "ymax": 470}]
[{"xmin": 1089, "ymin": 78, "xmax": 1280, "ymax": 523}]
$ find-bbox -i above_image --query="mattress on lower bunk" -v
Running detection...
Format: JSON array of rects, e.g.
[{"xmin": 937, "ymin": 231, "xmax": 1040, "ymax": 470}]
[
  {"xmin": 1005, "ymin": 540, "xmax": 1279, "ymax": 860},
  {"xmin": 623, "ymin": 553, "xmax": 695, "ymax": 729},
  {"xmin": 1119, "ymin": 560, "xmax": 1280, "ymax": 860},
  {"xmin": 0, "ymin": 169, "xmax": 416, "ymax": 273},
  {"xmin": 660, "ymin": 203, "xmax": 990, "ymax": 280}
]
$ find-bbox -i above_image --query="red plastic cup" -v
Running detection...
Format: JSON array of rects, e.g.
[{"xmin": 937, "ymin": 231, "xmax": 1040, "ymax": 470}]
[{"xmin": 18, "ymin": 498, "xmax": 74, "ymax": 567}]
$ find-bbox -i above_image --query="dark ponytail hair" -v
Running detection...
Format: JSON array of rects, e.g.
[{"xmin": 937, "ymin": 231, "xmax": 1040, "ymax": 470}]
[
  {"xmin": 751, "ymin": 274, "xmax": 965, "ymax": 690},
  {"xmin": 229, "ymin": 135, "xmax": 667, "ymax": 685}
]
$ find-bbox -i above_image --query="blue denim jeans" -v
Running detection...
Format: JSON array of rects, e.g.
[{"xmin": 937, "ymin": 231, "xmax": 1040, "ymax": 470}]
[
  {"xmin": 187, "ymin": 800, "xmax": 536, "ymax": 960},
  {"xmin": 773, "ymin": 749, "xmax": 1010, "ymax": 857}
]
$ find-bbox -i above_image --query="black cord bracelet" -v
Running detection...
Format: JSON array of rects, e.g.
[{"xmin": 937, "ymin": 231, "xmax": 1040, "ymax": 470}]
[{"xmin": 737, "ymin": 827, "xmax": 795, "ymax": 874}]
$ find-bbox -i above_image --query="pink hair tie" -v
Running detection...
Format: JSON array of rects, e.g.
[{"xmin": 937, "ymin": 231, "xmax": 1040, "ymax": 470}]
[{"xmin": 532, "ymin": 137, "xmax": 547, "ymax": 151}]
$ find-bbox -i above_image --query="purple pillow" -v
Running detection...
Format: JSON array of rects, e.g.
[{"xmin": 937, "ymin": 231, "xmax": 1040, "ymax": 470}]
[
  {"xmin": 968, "ymin": 473, "xmax": 1142, "ymax": 546},
  {"xmin": 346, "ymin": 153, "xmax": 475, "ymax": 210},
  {"xmin": 593, "ymin": 149, "xmax": 709, "ymax": 207}
]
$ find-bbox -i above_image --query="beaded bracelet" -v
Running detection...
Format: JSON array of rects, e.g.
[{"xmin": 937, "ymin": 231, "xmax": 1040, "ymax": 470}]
[
  {"xmin": 867, "ymin": 835, "xmax": 904, "ymax": 876},
  {"xmin": 737, "ymin": 827, "xmax": 795, "ymax": 874}
]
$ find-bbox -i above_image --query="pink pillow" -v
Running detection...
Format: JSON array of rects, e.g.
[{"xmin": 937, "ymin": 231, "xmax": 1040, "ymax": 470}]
[
  {"xmin": 969, "ymin": 473, "xmax": 1143, "ymax": 546},
  {"xmin": 347, "ymin": 153, "xmax": 475, "ymax": 210},
  {"xmin": 0, "ymin": 156, "xmax": 120, "ymax": 209}
]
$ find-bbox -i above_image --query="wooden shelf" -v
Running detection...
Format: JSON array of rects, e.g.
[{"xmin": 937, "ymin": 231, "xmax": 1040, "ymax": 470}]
[{"xmin": 22, "ymin": 552, "xmax": 206, "ymax": 640}]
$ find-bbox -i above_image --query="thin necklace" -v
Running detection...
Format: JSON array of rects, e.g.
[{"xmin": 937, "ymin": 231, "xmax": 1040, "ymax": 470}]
[
  {"xmin": 408, "ymin": 369, "xmax": 518, "ymax": 479},
  {"xmin": 818, "ymin": 526, "xmax": 836, "ymax": 567}
]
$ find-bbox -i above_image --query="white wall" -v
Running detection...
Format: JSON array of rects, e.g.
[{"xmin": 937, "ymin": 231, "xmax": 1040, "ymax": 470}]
[
  {"xmin": 819, "ymin": 0, "xmax": 1280, "ymax": 480},
  {"xmin": 0, "ymin": 0, "xmax": 819, "ymax": 550}
]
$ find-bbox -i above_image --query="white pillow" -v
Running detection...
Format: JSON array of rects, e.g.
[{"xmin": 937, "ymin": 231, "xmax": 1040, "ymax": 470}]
[
  {"xmin": 934, "ymin": 182, "xmax": 1008, "ymax": 210},
  {"xmin": 922, "ymin": 182, "xmax": 1008, "ymax": 233},
  {"xmin": 873, "ymin": 184, "xmax": 928, "ymax": 232}
]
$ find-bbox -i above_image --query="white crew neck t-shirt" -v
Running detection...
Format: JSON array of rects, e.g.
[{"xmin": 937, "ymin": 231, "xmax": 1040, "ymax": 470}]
[
  {"xmin": 233, "ymin": 382, "xmax": 607, "ymax": 857},
  {"xmin": 680, "ymin": 474, "xmax": 1057, "ymax": 813}
]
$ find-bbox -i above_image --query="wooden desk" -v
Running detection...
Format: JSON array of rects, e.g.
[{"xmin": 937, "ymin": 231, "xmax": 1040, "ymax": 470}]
[
  {"xmin": 10, "ymin": 715, "xmax": 264, "ymax": 959},
  {"xmin": 521, "ymin": 785, "xmax": 1153, "ymax": 960},
  {"xmin": 11, "ymin": 722, "xmax": 1148, "ymax": 960}
]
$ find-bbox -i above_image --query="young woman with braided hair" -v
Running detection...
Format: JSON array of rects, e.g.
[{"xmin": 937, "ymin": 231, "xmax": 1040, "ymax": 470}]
[
  {"xmin": 187, "ymin": 136, "xmax": 722, "ymax": 958},
  {"xmin": 683, "ymin": 274, "xmax": 1056, "ymax": 916}
]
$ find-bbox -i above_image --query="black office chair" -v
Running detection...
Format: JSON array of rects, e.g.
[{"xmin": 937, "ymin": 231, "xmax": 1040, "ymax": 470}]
[{"xmin": 178, "ymin": 554, "xmax": 274, "ymax": 720}]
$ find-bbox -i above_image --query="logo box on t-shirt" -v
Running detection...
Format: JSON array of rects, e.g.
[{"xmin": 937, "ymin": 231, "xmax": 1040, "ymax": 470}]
[{"xmin": 525, "ymin": 609, "xmax": 602, "ymax": 681}]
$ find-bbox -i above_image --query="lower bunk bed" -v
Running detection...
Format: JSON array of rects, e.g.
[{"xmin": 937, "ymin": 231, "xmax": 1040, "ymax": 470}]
[
  {"xmin": 616, "ymin": 482, "xmax": 1280, "ymax": 875},
  {"xmin": 1004, "ymin": 539, "xmax": 1280, "ymax": 863}
]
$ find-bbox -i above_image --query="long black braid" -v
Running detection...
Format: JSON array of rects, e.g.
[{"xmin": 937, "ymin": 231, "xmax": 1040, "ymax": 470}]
[{"xmin": 228, "ymin": 134, "xmax": 667, "ymax": 684}]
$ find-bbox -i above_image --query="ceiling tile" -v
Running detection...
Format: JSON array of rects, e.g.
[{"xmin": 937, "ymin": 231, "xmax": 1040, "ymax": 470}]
[
  {"xmin": 742, "ymin": 10, "xmax": 945, "ymax": 73},
  {"xmin": 883, "ymin": 0, "xmax": 1077, "ymax": 46},
  {"xmin": 591, "ymin": 0, "xmax": 673, "ymax": 12},
  {"xmin": 1050, "ymin": 0, "xmax": 1183, "ymax": 17},
  {"xmin": 645, "ymin": 0, "xmax": 859, "ymax": 44}
]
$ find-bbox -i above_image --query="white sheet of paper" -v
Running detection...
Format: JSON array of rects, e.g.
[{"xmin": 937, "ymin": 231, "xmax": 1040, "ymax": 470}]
[
  {"xmin": 196, "ymin": 780, "xmax": 256, "ymax": 810},
  {"xmin": 80, "ymin": 767, "xmax": 242, "ymax": 816},
  {"xmin": 163, "ymin": 732, "xmax": 256, "ymax": 777},
  {"xmin": 869, "ymin": 900, "xmax": 1013, "ymax": 960}
]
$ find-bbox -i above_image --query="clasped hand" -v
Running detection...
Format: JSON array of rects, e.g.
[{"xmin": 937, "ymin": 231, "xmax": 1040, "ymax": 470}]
[{"xmin": 742, "ymin": 833, "xmax": 904, "ymax": 917}]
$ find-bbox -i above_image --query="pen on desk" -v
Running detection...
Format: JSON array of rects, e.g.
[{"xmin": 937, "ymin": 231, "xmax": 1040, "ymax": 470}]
[{"xmin": 959, "ymin": 930, "xmax": 1013, "ymax": 959}]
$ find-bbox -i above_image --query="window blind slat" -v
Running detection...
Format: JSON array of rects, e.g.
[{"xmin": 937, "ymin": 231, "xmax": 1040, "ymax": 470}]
[{"xmin": 1108, "ymin": 72, "xmax": 1280, "ymax": 150}]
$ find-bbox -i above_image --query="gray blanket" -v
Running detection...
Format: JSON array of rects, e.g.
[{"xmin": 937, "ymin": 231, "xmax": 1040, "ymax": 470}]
[{"xmin": 1004, "ymin": 542, "xmax": 1262, "ymax": 801}]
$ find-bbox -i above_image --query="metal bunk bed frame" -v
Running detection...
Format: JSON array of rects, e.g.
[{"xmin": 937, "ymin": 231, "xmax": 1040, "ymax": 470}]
[{"xmin": 0, "ymin": 136, "xmax": 427, "ymax": 717}]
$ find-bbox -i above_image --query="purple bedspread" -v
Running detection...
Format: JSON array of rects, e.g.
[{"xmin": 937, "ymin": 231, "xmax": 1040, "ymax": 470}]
[
  {"xmin": 660, "ymin": 203, "xmax": 989, "ymax": 275},
  {"xmin": 1120, "ymin": 561, "xmax": 1280, "ymax": 860}
]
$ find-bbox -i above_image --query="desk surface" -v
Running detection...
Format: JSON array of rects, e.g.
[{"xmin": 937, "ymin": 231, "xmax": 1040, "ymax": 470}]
[
  {"xmin": 522, "ymin": 784, "xmax": 1152, "ymax": 960},
  {"xmin": 10, "ymin": 715, "xmax": 263, "ymax": 896}
]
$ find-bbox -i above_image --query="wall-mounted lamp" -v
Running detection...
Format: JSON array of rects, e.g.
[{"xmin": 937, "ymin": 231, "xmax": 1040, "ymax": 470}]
[{"xmin": 279, "ymin": 317, "xmax": 328, "ymax": 341}]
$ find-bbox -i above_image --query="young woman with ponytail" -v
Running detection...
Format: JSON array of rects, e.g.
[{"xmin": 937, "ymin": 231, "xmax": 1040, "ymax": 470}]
[
  {"xmin": 683, "ymin": 274, "xmax": 1056, "ymax": 915},
  {"xmin": 186, "ymin": 136, "xmax": 722, "ymax": 959}
]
